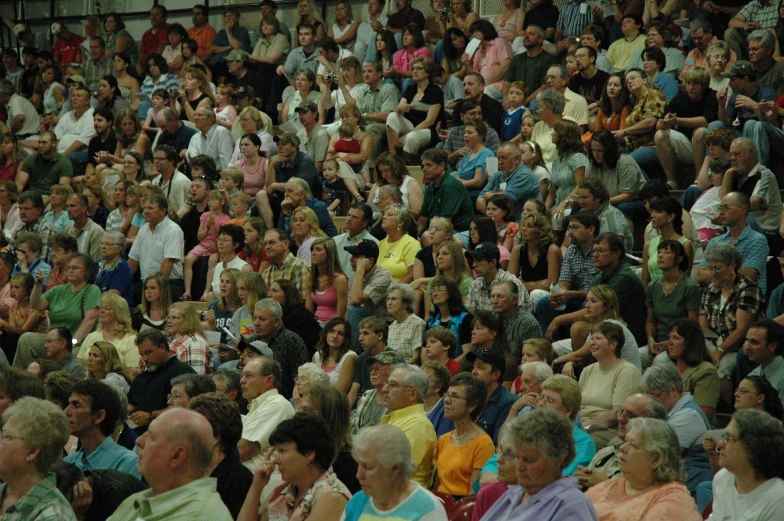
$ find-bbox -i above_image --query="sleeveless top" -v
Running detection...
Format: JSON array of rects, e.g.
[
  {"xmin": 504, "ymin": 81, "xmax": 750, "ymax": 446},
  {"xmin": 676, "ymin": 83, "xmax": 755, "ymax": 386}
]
[
  {"xmin": 311, "ymin": 284, "xmax": 338, "ymax": 324},
  {"xmin": 239, "ymin": 157, "xmax": 267, "ymax": 196},
  {"xmin": 313, "ymin": 350, "xmax": 358, "ymax": 388},
  {"xmin": 215, "ymin": 105, "xmax": 232, "ymax": 122},
  {"xmin": 43, "ymin": 82, "xmax": 64, "ymax": 115},
  {"xmin": 180, "ymin": 92, "xmax": 211, "ymax": 121},
  {"xmin": 517, "ymin": 245, "xmax": 549, "ymax": 283},
  {"xmin": 331, "ymin": 22, "xmax": 356, "ymax": 50}
]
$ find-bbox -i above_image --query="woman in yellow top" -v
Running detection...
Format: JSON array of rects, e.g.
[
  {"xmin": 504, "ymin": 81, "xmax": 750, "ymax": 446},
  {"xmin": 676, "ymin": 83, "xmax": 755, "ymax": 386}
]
[
  {"xmin": 434, "ymin": 372, "xmax": 495, "ymax": 497},
  {"xmin": 377, "ymin": 204, "xmax": 422, "ymax": 283}
]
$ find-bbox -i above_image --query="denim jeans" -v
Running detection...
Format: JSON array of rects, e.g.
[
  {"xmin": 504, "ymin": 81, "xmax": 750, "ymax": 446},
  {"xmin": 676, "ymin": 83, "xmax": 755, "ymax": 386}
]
[
  {"xmin": 534, "ymin": 297, "xmax": 585, "ymax": 339},
  {"xmin": 680, "ymin": 185, "xmax": 705, "ymax": 212},
  {"xmin": 68, "ymin": 150, "xmax": 89, "ymax": 177},
  {"xmin": 629, "ymin": 146, "xmax": 662, "ymax": 181},
  {"xmin": 748, "ymin": 120, "xmax": 784, "ymax": 167}
]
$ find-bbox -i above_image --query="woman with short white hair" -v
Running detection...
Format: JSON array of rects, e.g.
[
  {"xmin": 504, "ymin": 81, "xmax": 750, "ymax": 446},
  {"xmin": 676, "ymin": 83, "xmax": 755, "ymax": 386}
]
[
  {"xmin": 387, "ymin": 283, "xmax": 425, "ymax": 362},
  {"xmin": 344, "ymin": 425, "xmax": 448, "ymax": 521}
]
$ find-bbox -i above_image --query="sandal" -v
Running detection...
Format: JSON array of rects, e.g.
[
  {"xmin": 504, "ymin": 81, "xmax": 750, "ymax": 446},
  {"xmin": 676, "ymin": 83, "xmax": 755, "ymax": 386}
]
[{"xmin": 353, "ymin": 193, "xmax": 365, "ymax": 204}]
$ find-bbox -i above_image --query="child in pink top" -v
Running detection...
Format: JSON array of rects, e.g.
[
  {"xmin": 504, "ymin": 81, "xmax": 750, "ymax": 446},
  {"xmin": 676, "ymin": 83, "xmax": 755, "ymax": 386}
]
[{"xmin": 182, "ymin": 189, "xmax": 229, "ymax": 301}]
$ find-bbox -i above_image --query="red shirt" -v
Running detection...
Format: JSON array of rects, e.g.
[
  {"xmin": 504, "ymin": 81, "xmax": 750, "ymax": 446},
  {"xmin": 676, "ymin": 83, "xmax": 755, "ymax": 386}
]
[
  {"xmin": 446, "ymin": 358, "xmax": 460, "ymax": 376},
  {"xmin": 239, "ymin": 248, "xmax": 270, "ymax": 272},
  {"xmin": 54, "ymin": 35, "xmax": 86, "ymax": 66},
  {"xmin": 140, "ymin": 23, "xmax": 170, "ymax": 57}
]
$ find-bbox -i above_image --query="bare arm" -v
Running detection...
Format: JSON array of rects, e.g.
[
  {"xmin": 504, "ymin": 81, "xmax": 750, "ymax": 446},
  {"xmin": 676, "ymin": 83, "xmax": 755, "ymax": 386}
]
[{"xmin": 73, "ymin": 308, "xmax": 99, "ymax": 345}]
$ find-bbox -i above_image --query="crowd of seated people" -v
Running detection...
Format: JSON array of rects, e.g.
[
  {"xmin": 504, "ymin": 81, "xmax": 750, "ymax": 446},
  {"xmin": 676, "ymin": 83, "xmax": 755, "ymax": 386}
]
[{"xmin": 2, "ymin": 0, "xmax": 784, "ymax": 520}]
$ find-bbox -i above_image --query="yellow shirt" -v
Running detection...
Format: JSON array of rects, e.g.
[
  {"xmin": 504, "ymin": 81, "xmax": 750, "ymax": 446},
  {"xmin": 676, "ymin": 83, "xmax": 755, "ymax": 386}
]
[
  {"xmin": 377, "ymin": 234, "xmax": 421, "ymax": 282},
  {"xmin": 381, "ymin": 403, "xmax": 437, "ymax": 487},
  {"xmin": 606, "ymin": 34, "xmax": 647, "ymax": 72}
]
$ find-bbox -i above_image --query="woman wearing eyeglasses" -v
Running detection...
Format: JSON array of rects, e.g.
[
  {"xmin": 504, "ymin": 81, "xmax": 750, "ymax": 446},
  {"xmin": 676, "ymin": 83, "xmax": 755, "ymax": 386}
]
[
  {"xmin": 699, "ymin": 243, "xmax": 765, "ymax": 412},
  {"xmin": 707, "ymin": 409, "xmax": 784, "ymax": 521},
  {"xmin": 434, "ymin": 372, "xmax": 495, "ymax": 498}
]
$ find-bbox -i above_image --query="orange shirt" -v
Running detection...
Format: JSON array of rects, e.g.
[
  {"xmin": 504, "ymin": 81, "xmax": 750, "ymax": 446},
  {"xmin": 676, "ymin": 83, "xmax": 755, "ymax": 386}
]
[
  {"xmin": 188, "ymin": 24, "xmax": 217, "ymax": 59},
  {"xmin": 586, "ymin": 477, "xmax": 702, "ymax": 521}
]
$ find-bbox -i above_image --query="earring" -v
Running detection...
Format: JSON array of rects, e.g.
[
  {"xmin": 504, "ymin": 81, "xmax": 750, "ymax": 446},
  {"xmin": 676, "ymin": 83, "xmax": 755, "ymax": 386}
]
[{"xmin": 26, "ymin": 457, "xmax": 30, "ymax": 463}]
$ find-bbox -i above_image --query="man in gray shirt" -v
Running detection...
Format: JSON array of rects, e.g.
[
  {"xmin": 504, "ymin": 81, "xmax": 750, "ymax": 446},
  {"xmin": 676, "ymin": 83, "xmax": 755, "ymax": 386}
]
[
  {"xmin": 355, "ymin": 61, "xmax": 400, "ymax": 167},
  {"xmin": 267, "ymin": 24, "xmax": 319, "ymax": 119}
]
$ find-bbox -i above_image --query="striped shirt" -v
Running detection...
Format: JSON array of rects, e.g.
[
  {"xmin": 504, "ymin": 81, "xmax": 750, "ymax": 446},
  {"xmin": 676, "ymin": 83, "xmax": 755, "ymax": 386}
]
[
  {"xmin": 738, "ymin": 0, "xmax": 780, "ymax": 30},
  {"xmin": 557, "ymin": 2, "xmax": 595, "ymax": 38},
  {"xmin": 128, "ymin": 216, "xmax": 185, "ymax": 279}
]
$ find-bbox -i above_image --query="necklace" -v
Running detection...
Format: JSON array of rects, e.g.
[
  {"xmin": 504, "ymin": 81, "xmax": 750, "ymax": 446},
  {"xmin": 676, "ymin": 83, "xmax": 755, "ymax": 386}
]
[
  {"xmin": 661, "ymin": 274, "xmax": 682, "ymax": 296},
  {"xmin": 499, "ymin": 8, "xmax": 516, "ymax": 28}
]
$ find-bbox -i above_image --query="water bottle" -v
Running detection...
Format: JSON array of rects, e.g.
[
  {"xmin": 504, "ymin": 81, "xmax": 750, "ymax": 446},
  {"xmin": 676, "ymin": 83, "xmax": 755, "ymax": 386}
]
[{"xmin": 550, "ymin": 283, "xmax": 566, "ymax": 311}]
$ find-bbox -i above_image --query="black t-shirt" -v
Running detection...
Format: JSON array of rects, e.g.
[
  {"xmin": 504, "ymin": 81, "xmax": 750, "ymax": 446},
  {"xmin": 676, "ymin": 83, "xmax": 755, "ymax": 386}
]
[
  {"xmin": 387, "ymin": 7, "xmax": 427, "ymax": 30},
  {"xmin": 403, "ymin": 82, "xmax": 445, "ymax": 146},
  {"xmin": 522, "ymin": 4, "xmax": 560, "ymax": 31},
  {"xmin": 87, "ymin": 133, "xmax": 118, "ymax": 167},
  {"xmin": 274, "ymin": 151, "xmax": 323, "ymax": 199},
  {"xmin": 569, "ymin": 69, "xmax": 610, "ymax": 105},
  {"xmin": 158, "ymin": 124, "xmax": 197, "ymax": 157},
  {"xmin": 127, "ymin": 356, "xmax": 196, "ymax": 432},
  {"xmin": 451, "ymin": 95, "xmax": 504, "ymax": 135},
  {"xmin": 415, "ymin": 245, "xmax": 437, "ymax": 278},
  {"xmin": 228, "ymin": 69, "xmax": 265, "ymax": 101},
  {"xmin": 181, "ymin": 204, "xmax": 208, "ymax": 253},
  {"xmin": 20, "ymin": 67, "xmax": 38, "ymax": 99},
  {"xmin": 665, "ymin": 88, "xmax": 718, "ymax": 139}
]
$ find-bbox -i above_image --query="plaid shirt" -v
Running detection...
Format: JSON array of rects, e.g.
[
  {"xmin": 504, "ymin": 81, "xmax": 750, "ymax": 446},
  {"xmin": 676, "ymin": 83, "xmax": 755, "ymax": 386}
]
[
  {"xmin": 388, "ymin": 313, "xmax": 426, "ymax": 359},
  {"xmin": 170, "ymin": 333, "xmax": 211, "ymax": 375},
  {"xmin": 559, "ymin": 243, "xmax": 599, "ymax": 291},
  {"xmin": 700, "ymin": 276, "xmax": 765, "ymax": 343},
  {"xmin": 348, "ymin": 264, "xmax": 394, "ymax": 318},
  {"xmin": 596, "ymin": 202, "xmax": 635, "ymax": 253},
  {"xmin": 0, "ymin": 474, "xmax": 76, "ymax": 521},
  {"xmin": 467, "ymin": 269, "xmax": 531, "ymax": 314},
  {"xmin": 13, "ymin": 218, "xmax": 56, "ymax": 262},
  {"xmin": 739, "ymin": 0, "xmax": 780, "ymax": 30},
  {"xmin": 502, "ymin": 306, "xmax": 543, "ymax": 356},
  {"xmin": 262, "ymin": 253, "xmax": 311, "ymax": 302}
]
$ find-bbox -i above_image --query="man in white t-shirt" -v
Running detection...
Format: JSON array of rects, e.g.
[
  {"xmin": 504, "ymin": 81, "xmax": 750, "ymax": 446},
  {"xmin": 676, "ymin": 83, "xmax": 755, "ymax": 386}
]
[{"xmin": 0, "ymin": 80, "xmax": 39, "ymax": 137}]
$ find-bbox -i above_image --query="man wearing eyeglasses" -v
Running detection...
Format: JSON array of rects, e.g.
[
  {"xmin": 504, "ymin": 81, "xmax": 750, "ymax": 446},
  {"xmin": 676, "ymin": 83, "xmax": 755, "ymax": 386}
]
[
  {"xmin": 379, "ymin": 364, "xmax": 436, "ymax": 488},
  {"xmin": 151, "ymin": 144, "xmax": 192, "ymax": 213},
  {"xmin": 476, "ymin": 142, "xmax": 539, "ymax": 220},
  {"xmin": 575, "ymin": 393, "xmax": 667, "ymax": 490},
  {"xmin": 697, "ymin": 191, "xmax": 768, "ymax": 293},
  {"xmin": 44, "ymin": 327, "xmax": 86, "ymax": 379}
]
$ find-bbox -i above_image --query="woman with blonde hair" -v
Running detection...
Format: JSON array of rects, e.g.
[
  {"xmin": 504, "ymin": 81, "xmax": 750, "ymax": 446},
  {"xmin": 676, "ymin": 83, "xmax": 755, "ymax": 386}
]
[
  {"xmin": 167, "ymin": 302, "xmax": 210, "ymax": 374},
  {"xmin": 43, "ymin": 184, "xmax": 73, "ymax": 231},
  {"xmin": 80, "ymin": 292, "xmax": 139, "ymax": 369},
  {"xmin": 95, "ymin": 108, "xmax": 151, "ymax": 172},
  {"xmin": 378, "ymin": 204, "xmax": 421, "ymax": 283},
  {"xmin": 424, "ymin": 239, "xmax": 472, "ymax": 320},
  {"xmin": 291, "ymin": 206, "xmax": 327, "ymax": 264},
  {"xmin": 295, "ymin": 0, "xmax": 327, "ymax": 45},
  {"xmin": 231, "ymin": 272, "xmax": 267, "ymax": 339},
  {"xmin": 550, "ymin": 285, "xmax": 641, "ymax": 378},
  {"xmin": 367, "ymin": 151, "xmax": 423, "ymax": 218},
  {"xmin": 413, "ymin": 216, "xmax": 454, "ymax": 311},
  {"xmin": 307, "ymin": 237, "xmax": 348, "ymax": 324},
  {"xmin": 131, "ymin": 272, "xmax": 172, "ymax": 333},
  {"xmin": 176, "ymin": 66, "xmax": 215, "ymax": 123},
  {"xmin": 86, "ymin": 340, "xmax": 130, "ymax": 393},
  {"xmin": 203, "ymin": 268, "xmax": 242, "ymax": 345},
  {"xmin": 508, "ymin": 212, "xmax": 562, "ymax": 305},
  {"xmin": 329, "ymin": 1, "xmax": 358, "ymax": 50}
]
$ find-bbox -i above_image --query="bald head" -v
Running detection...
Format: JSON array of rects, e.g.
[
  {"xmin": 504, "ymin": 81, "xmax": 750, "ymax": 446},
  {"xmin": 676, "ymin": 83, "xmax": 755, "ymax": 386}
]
[
  {"xmin": 617, "ymin": 393, "xmax": 656, "ymax": 440},
  {"xmin": 729, "ymin": 137, "xmax": 759, "ymax": 174}
]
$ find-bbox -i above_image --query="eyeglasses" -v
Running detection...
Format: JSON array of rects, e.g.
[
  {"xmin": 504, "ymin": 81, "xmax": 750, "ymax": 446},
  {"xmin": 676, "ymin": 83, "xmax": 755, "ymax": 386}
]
[
  {"xmin": 720, "ymin": 433, "xmax": 738, "ymax": 445},
  {"xmin": 167, "ymin": 393, "xmax": 185, "ymax": 401},
  {"xmin": 735, "ymin": 387, "xmax": 758, "ymax": 395},
  {"xmin": 616, "ymin": 409, "xmax": 637, "ymax": 419},
  {"xmin": 0, "ymin": 431, "xmax": 23, "ymax": 442},
  {"xmin": 153, "ymin": 156, "xmax": 168, "ymax": 162},
  {"xmin": 444, "ymin": 393, "xmax": 466, "ymax": 401},
  {"xmin": 383, "ymin": 381, "xmax": 413, "ymax": 390},
  {"xmin": 594, "ymin": 248, "xmax": 610, "ymax": 254},
  {"xmin": 537, "ymin": 395, "xmax": 559, "ymax": 405},
  {"xmin": 707, "ymin": 265, "xmax": 727, "ymax": 273}
]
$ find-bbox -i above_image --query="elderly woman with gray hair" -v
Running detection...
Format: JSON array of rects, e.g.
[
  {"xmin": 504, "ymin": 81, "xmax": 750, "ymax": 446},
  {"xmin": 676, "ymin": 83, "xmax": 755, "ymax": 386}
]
[
  {"xmin": 0, "ymin": 397, "xmax": 76, "ymax": 520},
  {"xmin": 709, "ymin": 409, "xmax": 784, "ymax": 520},
  {"xmin": 95, "ymin": 230, "xmax": 135, "ymax": 307},
  {"xmin": 387, "ymin": 283, "xmax": 426, "ymax": 361},
  {"xmin": 586, "ymin": 418, "xmax": 701, "ymax": 520},
  {"xmin": 377, "ymin": 204, "xmax": 422, "ymax": 283},
  {"xmin": 344, "ymin": 424, "xmax": 448, "ymax": 521},
  {"xmin": 478, "ymin": 408, "xmax": 598, "ymax": 520},
  {"xmin": 530, "ymin": 88, "xmax": 565, "ymax": 164},
  {"xmin": 369, "ymin": 185, "xmax": 419, "ymax": 240},
  {"xmin": 292, "ymin": 363, "xmax": 329, "ymax": 410},
  {"xmin": 699, "ymin": 243, "xmax": 765, "ymax": 410}
]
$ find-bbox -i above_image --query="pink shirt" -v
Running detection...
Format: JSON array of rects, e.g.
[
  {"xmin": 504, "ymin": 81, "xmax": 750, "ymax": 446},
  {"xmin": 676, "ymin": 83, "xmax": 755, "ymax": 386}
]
[
  {"xmin": 393, "ymin": 46, "xmax": 434, "ymax": 72},
  {"xmin": 472, "ymin": 38, "xmax": 513, "ymax": 90},
  {"xmin": 585, "ymin": 478, "xmax": 702, "ymax": 521}
]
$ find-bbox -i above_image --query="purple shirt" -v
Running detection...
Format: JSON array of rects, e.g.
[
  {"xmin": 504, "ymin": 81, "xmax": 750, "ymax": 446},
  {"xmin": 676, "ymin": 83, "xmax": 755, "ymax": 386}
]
[{"xmin": 479, "ymin": 478, "xmax": 598, "ymax": 521}]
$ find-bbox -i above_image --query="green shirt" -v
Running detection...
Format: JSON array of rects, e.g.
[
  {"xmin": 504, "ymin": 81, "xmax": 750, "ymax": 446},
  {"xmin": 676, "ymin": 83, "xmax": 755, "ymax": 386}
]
[
  {"xmin": 0, "ymin": 474, "xmax": 76, "ymax": 521},
  {"xmin": 43, "ymin": 283, "xmax": 102, "ymax": 335},
  {"xmin": 355, "ymin": 82, "xmax": 400, "ymax": 116},
  {"xmin": 645, "ymin": 276, "xmax": 702, "ymax": 341},
  {"xmin": 422, "ymin": 174, "xmax": 474, "ymax": 232},
  {"xmin": 682, "ymin": 361, "xmax": 720, "ymax": 412},
  {"xmin": 108, "ymin": 477, "xmax": 232, "ymax": 521},
  {"xmin": 21, "ymin": 152, "xmax": 73, "ymax": 196}
]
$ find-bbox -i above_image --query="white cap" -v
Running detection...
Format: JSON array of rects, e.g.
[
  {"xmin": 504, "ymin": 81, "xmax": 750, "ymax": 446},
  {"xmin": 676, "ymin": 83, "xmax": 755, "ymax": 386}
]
[
  {"xmin": 51, "ymin": 23, "xmax": 62, "ymax": 35},
  {"xmin": 13, "ymin": 24, "xmax": 26, "ymax": 37}
]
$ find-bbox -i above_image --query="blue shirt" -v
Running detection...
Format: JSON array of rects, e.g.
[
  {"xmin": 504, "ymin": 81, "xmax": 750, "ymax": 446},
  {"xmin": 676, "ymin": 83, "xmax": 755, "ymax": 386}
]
[
  {"xmin": 343, "ymin": 486, "xmax": 446, "ymax": 521},
  {"xmin": 566, "ymin": 423, "xmax": 597, "ymax": 476},
  {"xmin": 478, "ymin": 384, "xmax": 517, "ymax": 445},
  {"xmin": 654, "ymin": 73, "xmax": 679, "ymax": 101},
  {"xmin": 95, "ymin": 259, "xmax": 134, "ymax": 307},
  {"xmin": 426, "ymin": 398, "xmax": 454, "ymax": 438},
  {"xmin": 11, "ymin": 258, "xmax": 51, "ymax": 289},
  {"xmin": 455, "ymin": 148, "xmax": 496, "ymax": 198},
  {"xmin": 64, "ymin": 436, "xmax": 140, "ymax": 479},
  {"xmin": 701, "ymin": 224, "xmax": 769, "ymax": 294},
  {"xmin": 502, "ymin": 107, "xmax": 525, "ymax": 141},
  {"xmin": 479, "ymin": 479, "xmax": 599, "ymax": 521},
  {"xmin": 277, "ymin": 197, "xmax": 338, "ymax": 238},
  {"xmin": 479, "ymin": 163, "xmax": 541, "ymax": 220},
  {"xmin": 209, "ymin": 28, "xmax": 251, "ymax": 64}
]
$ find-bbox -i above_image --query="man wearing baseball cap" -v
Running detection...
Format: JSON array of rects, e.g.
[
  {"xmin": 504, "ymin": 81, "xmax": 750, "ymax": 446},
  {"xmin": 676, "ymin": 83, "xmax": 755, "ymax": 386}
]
[
  {"xmin": 224, "ymin": 49, "xmax": 264, "ymax": 108},
  {"xmin": 350, "ymin": 349, "xmax": 404, "ymax": 434},
  {"xmin": 465, "ymin": 242, "xmax": 530, "ymax": 314},
  {"xmin": 345, "ymin": 240, "xmax": 393, "ymax": 350},
  {"xmin": 466, "ymin": 347, "xmax": 517, "ymax": 444},
  {"xmin": 714, "ymin": 61, "xmax": 775, "ymax": 137},
  {"xmin": 295, "ymin": 100, "xmax": 330, "ymax": 172},
  {"xmin": 52, "ymin": 24, "xmax": 86, "ymax": 68}
]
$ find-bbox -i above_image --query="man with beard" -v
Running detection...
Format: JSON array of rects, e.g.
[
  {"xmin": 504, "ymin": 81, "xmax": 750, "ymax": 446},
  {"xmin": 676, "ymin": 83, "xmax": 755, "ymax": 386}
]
[{"xmin": 127, "ymin": 329, "xmax": 196, "ymax": 434}]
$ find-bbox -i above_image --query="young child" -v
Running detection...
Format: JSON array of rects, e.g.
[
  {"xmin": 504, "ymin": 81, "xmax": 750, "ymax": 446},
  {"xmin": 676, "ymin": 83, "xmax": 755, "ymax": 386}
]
[
  {"xmin": 330, "ymin": 123, "xmax": 362, "ymax": 173},
  {"xmin": 520, "ymin": 140, "xmax": 551, "ymax": 201},
  {"xmin": 214, "ymin": 85, "xmax": 237, "ymax": 130},
  {"xmin": 228, "ymin": 192, "xmax": 252, "ymax": 226},
  {"xmin": 219, "ymin": 167, "xmax": 244, "ymax": 199},
  {"xmin": 502, "ymin": 81, "xmax": 527, "ymax": 142},
  {"xmin": 43, "ymin": 184, "xmax": 75, "ymax": 231},
  {"xmin": 566, "ymin": 52, "xmax": 578, "ymax": 77},
  {"xmin": 321, "ymin": 159, "xmax": 347, "ymax": 217},
  {"xmin": 434, "ymin": 62, "xmax": 463, "ymax": 114},
  {"xmin": 521, "ymin": 113, "xmax": 538, "ymax": 141},
  {"xmin": 182, "ymin": 189, "xmax": 230, "ymax": 301},
  {"xmin": 0, "ymin": 273, "xmax": 49, "ymax": 360},
  {"xmin": 143, "ymin": 88, "xmax": 170, "ymax": 133}
]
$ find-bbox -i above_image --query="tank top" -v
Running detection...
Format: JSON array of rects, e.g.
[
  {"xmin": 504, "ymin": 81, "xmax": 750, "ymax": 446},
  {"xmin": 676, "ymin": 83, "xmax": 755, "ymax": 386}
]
[
  {"xmin": 239, "ymin": 157, "xmax": 267, "ymax": 196},
  {"xmin": 517, "ymin": 245, "xmax": 549, "ymax": 283},
  {"xmin": 312, "ymin": 284, "xmax": 339, "ymax": 324}
]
